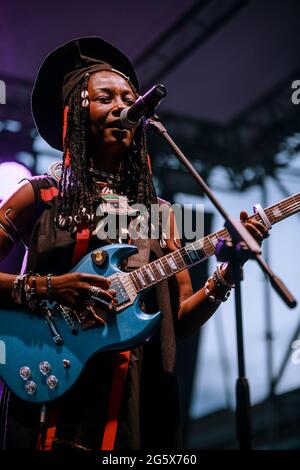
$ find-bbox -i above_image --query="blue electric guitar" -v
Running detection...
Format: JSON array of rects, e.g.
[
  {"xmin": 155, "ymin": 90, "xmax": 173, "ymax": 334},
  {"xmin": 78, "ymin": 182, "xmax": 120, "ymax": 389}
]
[{"xmin": 0, "ymin": 192, "xmax": 299, "ymax": 403}]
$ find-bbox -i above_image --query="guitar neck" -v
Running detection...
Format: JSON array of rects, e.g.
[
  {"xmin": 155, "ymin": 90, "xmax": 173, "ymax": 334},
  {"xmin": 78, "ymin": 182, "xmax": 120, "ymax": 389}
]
[{"xmin": 129, "ymin": 192, "xmax": 300, "ymax": 292}]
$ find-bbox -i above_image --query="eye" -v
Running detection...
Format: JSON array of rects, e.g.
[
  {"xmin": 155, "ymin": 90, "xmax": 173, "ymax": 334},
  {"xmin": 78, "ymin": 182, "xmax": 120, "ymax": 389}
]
[
  {"xmin": 124, "ymin": 97, "xmax": 135, "ymax": 105},
  {"xmin": 95, "ymin": 96, "xmax": 111, "ymax": 103},
  {"xmin": 126, "ymin": 99, "xmax": 135, "ymax": 105}
]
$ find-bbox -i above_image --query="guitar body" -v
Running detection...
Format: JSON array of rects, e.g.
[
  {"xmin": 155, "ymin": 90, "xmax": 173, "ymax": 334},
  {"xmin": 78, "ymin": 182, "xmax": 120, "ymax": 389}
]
[{"xmin": 0, "ymin": 244, "xmax": 161, "ymax": 403}]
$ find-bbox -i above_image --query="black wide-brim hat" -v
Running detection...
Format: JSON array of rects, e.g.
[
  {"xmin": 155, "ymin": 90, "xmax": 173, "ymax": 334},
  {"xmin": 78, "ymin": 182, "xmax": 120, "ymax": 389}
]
[{"xmin": 32, "ymin": 36, "xmax": 140, "ymax": 151}]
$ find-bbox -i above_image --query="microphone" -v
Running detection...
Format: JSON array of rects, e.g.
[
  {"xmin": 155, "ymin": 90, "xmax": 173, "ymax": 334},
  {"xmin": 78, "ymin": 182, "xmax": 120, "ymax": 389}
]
[{"xmin": 120, "ymin": 84, "xmax": 167, "ymax": 128}]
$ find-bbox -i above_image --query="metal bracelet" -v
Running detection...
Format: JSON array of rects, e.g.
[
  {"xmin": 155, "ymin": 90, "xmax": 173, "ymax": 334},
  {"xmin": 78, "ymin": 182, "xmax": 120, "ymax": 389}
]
[
  {"xmin": 204, "ymin": 274, "xmax": 231, "ymax": 305},
  {"xmin": 11, "ymin": 274, "xmax": 27, "ymax": 304},
  {"xmin": 25, "ymin": 274, "xmax": 40, "ymax": 310},
  {"xmin": 215, "ymin": 263, "xmax": 235, "ymax": 289},
  {"xmin": 46, "ymin": 274, "xmax": 53, "ymax": 303}
]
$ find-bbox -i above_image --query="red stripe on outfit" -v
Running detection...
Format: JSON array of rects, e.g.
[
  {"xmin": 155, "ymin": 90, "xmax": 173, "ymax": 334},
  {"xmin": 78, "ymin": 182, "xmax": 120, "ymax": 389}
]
[
  {"xmin": 101, "ymin": 350, "xmax": 131, "ymax": 450},
  {"xmin": 71, "ymin": 228, "xmax": 91, "ymax": 266},
  {"xmin": 147, "ymin": 153, "xmax": 152, "ymax": 175},
  {"xmin": 40, "ymin": 187, "xmax": 59, "ymax": 202}
]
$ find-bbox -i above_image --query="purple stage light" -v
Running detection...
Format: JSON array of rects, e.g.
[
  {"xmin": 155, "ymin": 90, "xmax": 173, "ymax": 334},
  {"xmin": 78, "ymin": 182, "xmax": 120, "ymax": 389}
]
[{"xmin": 0, "ymin": 162, "xmax": 32, "ymax": 201}]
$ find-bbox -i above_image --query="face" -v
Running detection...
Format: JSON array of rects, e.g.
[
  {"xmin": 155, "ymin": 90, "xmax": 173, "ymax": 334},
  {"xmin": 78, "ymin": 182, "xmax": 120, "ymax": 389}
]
[{"xmin": 88, "ymin": 71, "xmax": 137, "ymax": 159}]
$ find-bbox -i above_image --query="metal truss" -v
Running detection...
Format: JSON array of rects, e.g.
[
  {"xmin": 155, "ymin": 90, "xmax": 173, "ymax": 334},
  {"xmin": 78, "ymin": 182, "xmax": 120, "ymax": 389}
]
[
  {"xmin": 134, "ymin": 0, "xmax": 252, "ymax": 90},
  {"xmin": 150, "ymin": 67, "xmax": 300, "ymax": 192}
]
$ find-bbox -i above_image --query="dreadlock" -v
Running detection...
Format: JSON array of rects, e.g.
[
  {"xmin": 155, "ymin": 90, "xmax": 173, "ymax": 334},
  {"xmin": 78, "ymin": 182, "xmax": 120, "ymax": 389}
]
[{"xmin": 56, "ymin": 73, "xmax": 158, "ymax": 233}]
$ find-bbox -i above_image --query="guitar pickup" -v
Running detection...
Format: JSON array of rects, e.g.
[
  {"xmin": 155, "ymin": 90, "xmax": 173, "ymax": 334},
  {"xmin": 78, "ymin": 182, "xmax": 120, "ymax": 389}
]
[{"xmin": 110, "ymin": 277, "xmax": 130, "ymax": 306}]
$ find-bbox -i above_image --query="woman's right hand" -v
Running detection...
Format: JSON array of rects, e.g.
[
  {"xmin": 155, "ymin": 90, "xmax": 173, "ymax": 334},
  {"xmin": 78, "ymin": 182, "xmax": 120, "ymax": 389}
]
[{"xmin": 36, "ymin": 273, "xmax": 116, "ymax": 312}]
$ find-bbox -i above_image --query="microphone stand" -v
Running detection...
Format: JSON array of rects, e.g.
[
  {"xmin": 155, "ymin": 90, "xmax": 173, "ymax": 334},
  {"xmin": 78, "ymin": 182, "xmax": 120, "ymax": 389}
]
[{"xmin": 146, "ymin": 116, "xmax": 297, "ymax": 450}]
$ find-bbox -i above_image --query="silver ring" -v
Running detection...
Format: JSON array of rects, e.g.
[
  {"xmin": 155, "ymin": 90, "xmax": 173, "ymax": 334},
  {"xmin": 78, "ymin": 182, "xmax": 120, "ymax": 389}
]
[{"xmin": 89, "ymin": 286, "xmax": 101, "ymax": 297}]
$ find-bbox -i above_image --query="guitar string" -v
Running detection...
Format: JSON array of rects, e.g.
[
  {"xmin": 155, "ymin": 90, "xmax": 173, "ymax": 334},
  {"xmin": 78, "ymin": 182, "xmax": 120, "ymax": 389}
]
[{"xmin": 128, "ymin": 199, "xmax": 300, "ymax": 292}]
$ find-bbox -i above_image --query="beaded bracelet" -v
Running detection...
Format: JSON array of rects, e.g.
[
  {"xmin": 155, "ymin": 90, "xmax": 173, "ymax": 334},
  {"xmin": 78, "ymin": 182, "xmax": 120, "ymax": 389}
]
[{"xmin": 204, "ymin": 263, "xmax": 234, "ymax": 305}]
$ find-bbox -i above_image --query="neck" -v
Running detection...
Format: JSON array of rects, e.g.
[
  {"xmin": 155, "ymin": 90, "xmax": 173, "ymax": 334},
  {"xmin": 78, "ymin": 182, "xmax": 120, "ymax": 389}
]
[
  {"xmin": 92, "ymin": 157, "xmax": 122, "ymax": 174},
  {"xmin": 90, "ymin": 142, "xmax": 128, "ymax": 174}
]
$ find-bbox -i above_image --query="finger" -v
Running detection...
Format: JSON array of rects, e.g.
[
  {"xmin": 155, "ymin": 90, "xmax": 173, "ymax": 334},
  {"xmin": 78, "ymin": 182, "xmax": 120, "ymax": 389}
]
[
  {"xmin": 92, "ymin": 297, "xmax": 115, "ymax": 312},
  {"xmin": 81, "ymin": 273, "xmax": 111, "ymax": 287},
  {"xmin": 90, "ymin": 287, "xmax": 116, "ymax": 301},
  {"xmin": 244, "ymin": 223, "xmax": 263, "ymax": 242},
  {"xmin": 240, "ymin": 210, "xmax": 249, "ymax": 222},
  {"xmin": 250, "ymin": 221, "xmax": 269, "ymax": 238}
]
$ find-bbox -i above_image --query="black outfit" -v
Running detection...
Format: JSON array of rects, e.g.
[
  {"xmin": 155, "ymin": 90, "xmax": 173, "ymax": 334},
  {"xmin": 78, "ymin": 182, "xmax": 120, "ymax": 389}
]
[{"xmin": 0, "ymin": 175, "xmax": 182, "ymax": 450}]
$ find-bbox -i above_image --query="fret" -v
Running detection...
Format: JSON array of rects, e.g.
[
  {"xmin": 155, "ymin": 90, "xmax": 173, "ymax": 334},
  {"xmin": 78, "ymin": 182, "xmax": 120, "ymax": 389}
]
[
  {"xmin": 274, "ymin": 205, "xmax": 283, "ymax": 218},
  {"xmin": 181, "ymin": 247, "xmax": 194, "ymax": 266},
  {"xmin": 218, "ymin": 228, "xmax": 228, "ymax": 239},
  {"xmin": 144, "ymin": 265, "xmax": 156, "ymax": 283},
  {"xmin": 155, "ymin": 259, "xmax": 167, "ymax": 277},
  {"xmin": 205, "ymin": 236, "xmax": 216, "ymax": 254},
  {"xmin": 141, "ymin": 266, "xmax": 152, "ymax": 285},
  {"xmin": 150, "ymin": 261, "xmax": 163, "ymax": 282},
  {"xmin": 173, "ymin": 251, "xmax": 186, "ymax": 270},
  {"xmin": 136, "ymin": 270, "xmax": 147, "ymax": 287},
  {"xmin": 130, "ymin": 271, "xmax": 142, "ymax": 291},
  {"xmin": 192, "ymin": 239, "xmax": 206, "ymax": 259},
  {"xmin": 136, "ymin": 271, "xmax": 145, "ymax": 289},
  {"xmin": 265, "ymin": 194, "xmax": 300, "ymax": 224},
  {"xmin": 208, "ymin": 234, "xmax": 219, "ymax": 248},
  {"xmin": 161, "ymin": 257, "xmax": 172, "ymax": 276},
  {"xmin": 185, "ymin": 244, "xmax": 200, "ymax": 263},
  {"xmin": 165, "ymin": 253, "xmax": 179, "ymax": 272},
  {"xmin": 203, "ymin": 237, "xmax": 214, "ymax": 257}
]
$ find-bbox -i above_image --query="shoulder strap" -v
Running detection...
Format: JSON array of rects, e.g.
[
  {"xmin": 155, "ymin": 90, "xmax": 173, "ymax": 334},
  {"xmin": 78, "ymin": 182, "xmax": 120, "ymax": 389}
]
[{"xmin": 25, "ymin": 175, "xmax": 58, "ymax": 215}]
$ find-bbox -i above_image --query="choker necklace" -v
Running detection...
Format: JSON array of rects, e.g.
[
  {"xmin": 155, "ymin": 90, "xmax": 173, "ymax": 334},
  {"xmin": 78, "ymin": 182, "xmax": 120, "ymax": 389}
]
[{"xmin": 88, "ymin": 167, "xmax": 124, "ymax": 185}]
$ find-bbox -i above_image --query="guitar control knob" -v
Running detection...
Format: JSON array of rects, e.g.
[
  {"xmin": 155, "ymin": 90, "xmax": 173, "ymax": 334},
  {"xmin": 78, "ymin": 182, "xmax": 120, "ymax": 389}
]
[
  {"xmin": 19, "ymin": 366, "xmax": 32, "ymax": 380},
  {"xmin": 24, "ymin": 380, "xmax": 37, "ymax": 395},
  {"xmin": 39, "ymin": 361, "xmax": 52, "ymax": 375},
  {"xmin": 63, "ymin": 359, "xmax": 71, "ymax": 368},
  {"xmin": 46, "ymin": 375, "xmax": 58, "ymax": 390}
]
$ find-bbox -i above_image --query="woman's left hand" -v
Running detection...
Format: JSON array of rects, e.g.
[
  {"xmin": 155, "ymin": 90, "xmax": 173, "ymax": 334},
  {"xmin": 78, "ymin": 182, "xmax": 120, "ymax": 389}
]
[{"xmin": 240, "ymin": 210, "xmax": 269, "ymax": 245}]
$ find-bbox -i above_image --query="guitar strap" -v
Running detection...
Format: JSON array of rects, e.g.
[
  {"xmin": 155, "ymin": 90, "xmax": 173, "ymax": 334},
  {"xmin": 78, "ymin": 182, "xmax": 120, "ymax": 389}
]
[
  {"xmin": 38, "ymin": 227, "xmax": 91, "ymax": 450},
  {"xmin": 38, "ymin": 228, "xmax": 148, "ymax": 450}
]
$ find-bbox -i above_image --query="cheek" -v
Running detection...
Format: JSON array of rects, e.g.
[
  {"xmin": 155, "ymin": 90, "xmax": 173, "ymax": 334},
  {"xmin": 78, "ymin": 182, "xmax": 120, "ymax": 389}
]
[{"xmin": 89, "ymin": 105, "xmax": 106, "ymax": 130}]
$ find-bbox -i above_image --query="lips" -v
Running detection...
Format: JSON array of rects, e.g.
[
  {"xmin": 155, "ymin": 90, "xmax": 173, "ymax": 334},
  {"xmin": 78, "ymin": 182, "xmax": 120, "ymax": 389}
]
[{"xmin": 106, "ymin": 120, "xmax": 124, "ymax": 129}]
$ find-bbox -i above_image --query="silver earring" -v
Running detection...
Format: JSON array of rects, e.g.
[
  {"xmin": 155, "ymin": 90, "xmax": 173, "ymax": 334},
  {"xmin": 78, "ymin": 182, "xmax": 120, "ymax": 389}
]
[
  {"xmin": 159, "ymin": 231, "xmax": 167, "ymax": 249},
  {"xmin": 81, "ymin": 90, "xmax": 89, "ymax": 107}
]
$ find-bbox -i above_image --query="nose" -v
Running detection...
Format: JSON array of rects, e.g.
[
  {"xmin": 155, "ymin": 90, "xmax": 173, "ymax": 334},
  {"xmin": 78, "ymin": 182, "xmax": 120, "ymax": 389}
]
[{"xmin": 111, "ymin": 102, "xmax": 127, "ymax": 117}]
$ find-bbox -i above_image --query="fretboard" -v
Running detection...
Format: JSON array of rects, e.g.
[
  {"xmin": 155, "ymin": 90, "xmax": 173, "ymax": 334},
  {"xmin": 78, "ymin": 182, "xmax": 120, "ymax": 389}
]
[{"xmin": 129, "ymin": 192, "xmax": 300, "ymax": 292}]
